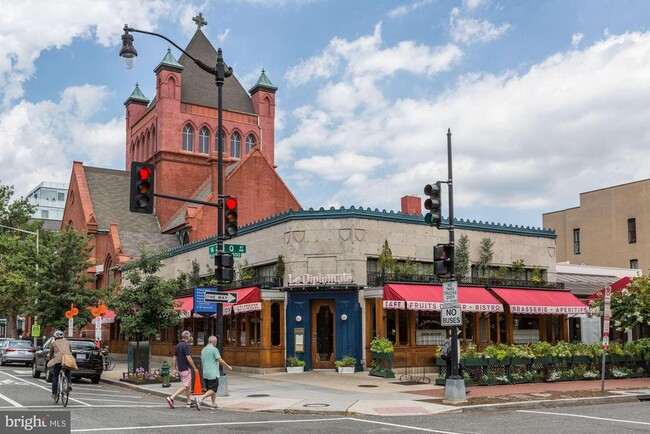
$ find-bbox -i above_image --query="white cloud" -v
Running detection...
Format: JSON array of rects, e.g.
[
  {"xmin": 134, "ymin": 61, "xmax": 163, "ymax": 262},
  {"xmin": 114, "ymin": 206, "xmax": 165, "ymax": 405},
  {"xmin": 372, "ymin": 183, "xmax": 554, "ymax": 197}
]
[
  {"xmin": 463, "ymin": 0, "xmax": 485, "ymax": 10},
  {"xmin": 0, "ymin": 0, "xmax": 185, "ymax": 107},
  {"xmin": 280, "ymin": 31, "xmax": 650, "ymax": 225},
  {"xmin": 0, "ymin": 85, "xmax": 124, "ymax": 197},
  {"xmin": 572, "ymin": 32, "xmax": 584, "ymax": 47},
  {"xmin": 294, "ymin": 152, "xmax": 383, "ymax": 181},
  {"xmin": 387, "ymin": 0, "xmax": 434, "ymax": 18},
  {"xmin": 449, "ymin": 7, "xmax": 510, "ymax": 45}
]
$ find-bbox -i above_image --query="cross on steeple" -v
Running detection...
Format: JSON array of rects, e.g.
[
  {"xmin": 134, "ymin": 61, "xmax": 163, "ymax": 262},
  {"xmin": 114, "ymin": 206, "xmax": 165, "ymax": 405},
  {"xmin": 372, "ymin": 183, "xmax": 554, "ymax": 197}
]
[{"xmin": 192, "ymin": 12, "xmax": 207, "ymax": 30}]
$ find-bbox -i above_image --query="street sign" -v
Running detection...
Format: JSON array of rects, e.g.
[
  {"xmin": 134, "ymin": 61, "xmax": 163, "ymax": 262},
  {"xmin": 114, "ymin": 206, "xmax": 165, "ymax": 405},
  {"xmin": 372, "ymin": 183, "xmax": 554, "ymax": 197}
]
[
  {"xmin": 441, "ymin": 306, "xmax": 462, "ymax": 326},
  {"xmin": 603, "ymin": 285, "xmax": 612, "ymax": 349},
  {"xmin": 205, "ymin": 291, "xmax": 238, "ymax": 304},
  {"xmin": 442, "ymin": 281, "xmax": 458, "ymax": 308},
  {"xmin": 208, "ymin": 243, "xmax": 247, "ymax": 257},
  {"xmin": 194, "ymin": 286, "xmax": 217, "ymax": 314},
  {"xmin": 31, "ymin": 324, "xmax": 40, "ymax": 338}
]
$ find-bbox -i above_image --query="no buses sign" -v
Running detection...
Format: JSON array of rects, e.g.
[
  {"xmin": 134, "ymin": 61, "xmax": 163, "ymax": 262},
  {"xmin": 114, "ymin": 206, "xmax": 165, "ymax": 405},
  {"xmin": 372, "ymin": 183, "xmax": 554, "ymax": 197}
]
[{"xmin": 441, "ymin": 306, "xmax": 462, "ymax": 326}]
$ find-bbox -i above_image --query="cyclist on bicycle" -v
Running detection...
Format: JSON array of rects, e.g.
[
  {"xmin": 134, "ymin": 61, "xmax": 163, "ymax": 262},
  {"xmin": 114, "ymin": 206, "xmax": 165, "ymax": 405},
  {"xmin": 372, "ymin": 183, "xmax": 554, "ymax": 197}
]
[{"xmin": 47, "ymin": 330, "xmax": 72, "ymax": 401}]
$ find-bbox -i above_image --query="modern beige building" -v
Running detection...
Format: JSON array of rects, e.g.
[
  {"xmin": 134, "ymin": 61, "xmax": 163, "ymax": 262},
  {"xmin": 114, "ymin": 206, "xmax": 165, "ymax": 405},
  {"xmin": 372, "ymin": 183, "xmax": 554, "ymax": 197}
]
[{"xmin": 543, "ymin": 179, "xmax": 650, "ymax": 272}]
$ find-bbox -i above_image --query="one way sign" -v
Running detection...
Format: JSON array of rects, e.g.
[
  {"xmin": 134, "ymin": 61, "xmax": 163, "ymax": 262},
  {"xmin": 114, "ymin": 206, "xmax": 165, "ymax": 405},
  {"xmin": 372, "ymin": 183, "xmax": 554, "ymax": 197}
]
[{"xmin": 204, "ymin": 291, "xmax": 238, "ymax": 304}]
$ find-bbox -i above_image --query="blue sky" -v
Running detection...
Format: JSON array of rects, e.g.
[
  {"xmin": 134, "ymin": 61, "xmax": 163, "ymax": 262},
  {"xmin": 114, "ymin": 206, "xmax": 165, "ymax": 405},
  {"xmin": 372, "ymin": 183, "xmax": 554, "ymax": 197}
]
[{"xmin": 3, "ymin": 0, "xmax": 650, "ymax": 229}]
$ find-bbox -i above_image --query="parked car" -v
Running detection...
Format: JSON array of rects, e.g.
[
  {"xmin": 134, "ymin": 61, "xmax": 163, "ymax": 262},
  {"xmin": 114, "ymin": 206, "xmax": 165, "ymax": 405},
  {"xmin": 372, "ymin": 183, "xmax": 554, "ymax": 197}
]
[
  {"xmin": 32, "ymin": 337, "xmax": 103, "ymax": 383},
  {"xmin": 0, "ymin": 340, "xmax": 36, "ymax": 366}
]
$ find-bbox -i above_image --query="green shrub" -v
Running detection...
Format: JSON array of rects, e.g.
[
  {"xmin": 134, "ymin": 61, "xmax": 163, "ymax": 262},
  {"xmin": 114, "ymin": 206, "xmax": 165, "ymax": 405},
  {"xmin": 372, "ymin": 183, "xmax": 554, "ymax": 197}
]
[
  {"xmin": 370, "ymin": 336, "xmax": 394, "ymax": 353},
  {"xmin": 334, "ymin": 355, "xmax": 357, "ymax": 368},
  {"xmin": 550, "ymin": 341, "xmax": 573, "ymax": 357},
  {"xmin": 286, "ymin": 355, "xmax": 305, "ymax": 367},
  {"xmin": 531, "ymin": 341, "xmax": 553, "ymax": 357}
]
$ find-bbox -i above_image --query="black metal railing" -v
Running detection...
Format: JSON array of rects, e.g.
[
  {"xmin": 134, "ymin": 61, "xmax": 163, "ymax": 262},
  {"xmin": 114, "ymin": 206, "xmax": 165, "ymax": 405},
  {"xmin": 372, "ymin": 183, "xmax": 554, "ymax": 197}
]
[
  {"xmin": 366, "ymin": 272, "xmax": 564, "ymax": 289},
  {"xmin": 177, "ymin": 276, "xmax": 283, "ymax": 298}
]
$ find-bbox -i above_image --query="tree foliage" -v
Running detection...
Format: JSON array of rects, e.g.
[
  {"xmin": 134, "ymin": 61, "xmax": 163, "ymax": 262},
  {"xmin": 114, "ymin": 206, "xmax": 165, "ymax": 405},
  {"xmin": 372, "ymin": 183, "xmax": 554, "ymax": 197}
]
[
  {"xmin": 477, "ymin": 237, "xmax": 495, "ymax": 277},
  {"xmin": 455, "ymin": 234, "xmax": 470, "ymax": 279},
  {"xmin": 590, "ymin": 275, "xmax": 650, "ymax": 332},
  {"xmin": 28, "ymin": 226, "xmax": 100, "ymax": 331},
  {"xmin": 378, "ymin": 239, "xmax": 395, "ymax": 275},
  {"xmin": 0, "ymin": 183, "xmax": 38, "ymax": 338}
]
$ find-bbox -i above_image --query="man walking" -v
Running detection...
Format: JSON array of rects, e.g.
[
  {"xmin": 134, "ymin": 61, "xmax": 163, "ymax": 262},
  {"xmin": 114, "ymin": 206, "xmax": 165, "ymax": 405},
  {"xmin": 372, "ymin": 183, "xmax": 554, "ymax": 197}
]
[
  {"xmin": 194, "ymin": 335, "xmax": 232, "ymax": 410},
  {"xmin": 166, "ymin": 330, "xmax": 200, "ymax": 409}
]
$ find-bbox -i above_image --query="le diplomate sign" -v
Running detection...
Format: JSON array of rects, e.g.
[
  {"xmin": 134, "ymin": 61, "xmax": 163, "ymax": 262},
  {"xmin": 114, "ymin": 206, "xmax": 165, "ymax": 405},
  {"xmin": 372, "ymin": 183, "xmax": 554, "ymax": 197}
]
[{"xmin": 287, "ymin": 273, "xmax": 353, "ymax": 285}]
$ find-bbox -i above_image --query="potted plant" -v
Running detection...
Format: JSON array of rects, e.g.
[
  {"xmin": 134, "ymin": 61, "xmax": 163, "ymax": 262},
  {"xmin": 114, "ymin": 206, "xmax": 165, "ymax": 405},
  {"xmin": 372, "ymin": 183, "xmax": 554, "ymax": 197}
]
[
  {"xmin": 286, "ymin": 355, "xmax": 305, "ymax": 373},
  {"xmin": 334, "ymin": 355, "xmax": 357, "ymax": 373},
  {"xmin": 369, "ymin": 336, "xmax": 394, "ymax": 378},
  {"xmin": 531, "ymin": 341, "xmax": 553, "ymax": 364}
]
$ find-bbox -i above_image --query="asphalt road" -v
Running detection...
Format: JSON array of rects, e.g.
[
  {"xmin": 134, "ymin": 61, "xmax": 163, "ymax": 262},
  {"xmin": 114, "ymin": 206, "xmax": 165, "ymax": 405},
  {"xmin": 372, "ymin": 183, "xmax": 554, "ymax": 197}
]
[{"xmin": 1, "ymin": 365, "xmax": 649, "ymax": 433}]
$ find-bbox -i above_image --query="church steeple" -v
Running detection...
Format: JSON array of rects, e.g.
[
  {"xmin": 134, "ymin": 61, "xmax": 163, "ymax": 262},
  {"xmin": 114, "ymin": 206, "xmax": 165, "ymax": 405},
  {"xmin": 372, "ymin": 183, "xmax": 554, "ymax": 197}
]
[
  {"xmin": 249, "ymin": 69, "xmax": 278, "ymax": 94},
  {"xmin": 123, "ymin": 82, "xmax": 149, "ymax": 106},
  {"xmin": 154, "ymin": 48, "xmax": 184, "ymax": 74}
]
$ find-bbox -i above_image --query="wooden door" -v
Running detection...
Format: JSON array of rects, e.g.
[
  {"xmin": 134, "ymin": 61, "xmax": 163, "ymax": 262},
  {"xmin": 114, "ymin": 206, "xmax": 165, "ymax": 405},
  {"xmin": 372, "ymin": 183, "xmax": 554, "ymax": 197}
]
[{"xmin": 311, "ymin": 300, "xmax": 335, "ymax": 369}]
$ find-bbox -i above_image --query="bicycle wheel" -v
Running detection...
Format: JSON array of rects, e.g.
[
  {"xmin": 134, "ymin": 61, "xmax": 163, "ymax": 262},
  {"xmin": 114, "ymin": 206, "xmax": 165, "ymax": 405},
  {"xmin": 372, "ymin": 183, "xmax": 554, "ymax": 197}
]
[
  {"xmin": 60, "ymin": 374, "xmax": 69, "ymax": 407},
  {"xmin": 107, "ymin": 356, "xmax": 116, "ymax": 371},
  {"xmin": 54, "ymin": 373, "xmax": 61, "ymax": 404}
]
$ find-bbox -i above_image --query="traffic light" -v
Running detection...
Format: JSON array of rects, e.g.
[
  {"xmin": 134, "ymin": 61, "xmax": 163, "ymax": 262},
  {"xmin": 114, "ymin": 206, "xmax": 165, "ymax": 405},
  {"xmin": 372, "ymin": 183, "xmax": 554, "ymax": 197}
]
[
  {"xmin": 215, "ymin": 252, "xmax": 234, "ymax": 283},
  {"xmin": 434, "ymin": 243, "xmax": 453, "ymax": 276},
  {"xmin": 129, "ymin": 162, "xmax": 154, "ymax": 214},
  {"xmin": 424, "ymin": 181, "xmax": 442, "ymax": 228},
  {"xmin": 224, "ymin": 196, "xmax": 238, "ymax": 238}
]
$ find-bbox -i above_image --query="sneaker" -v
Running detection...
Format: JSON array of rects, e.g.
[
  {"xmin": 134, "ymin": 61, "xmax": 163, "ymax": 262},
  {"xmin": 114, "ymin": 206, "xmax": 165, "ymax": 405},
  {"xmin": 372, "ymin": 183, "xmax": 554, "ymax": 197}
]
[
  {"xmin": 166, "ymin": 396, "xmax": 174, "ymax": 409},
  {"xmin": 186, "ymin": 402, "xmax": 195, "ymax": 409},
  {"xmin": 67, "ymin": 386, "xmax": 72, "ymax": 392},
  {"xmin": 194, "ymin": 396, "xmax": 201, "ymax": 411},
  {"xmin": 51, "ymin": 394, "xmax": 57, "ymax": 401}
]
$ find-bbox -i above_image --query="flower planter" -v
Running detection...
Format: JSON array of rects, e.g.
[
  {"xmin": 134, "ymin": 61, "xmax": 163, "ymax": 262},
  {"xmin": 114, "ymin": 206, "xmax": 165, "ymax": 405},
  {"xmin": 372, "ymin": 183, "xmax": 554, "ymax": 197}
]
[
  {"xmin": 571, "ymin": 356, "xmax": 591, "ymax": 364},
  {"xmin": 607, "ymin": 354, "xmax": 627, "ymax": 363},
  {"xmin": 370, "ymin": 351, "xmax": 395, "ymax": 378},
  {"xmin": 510, "ymin": 357, "xmax": 532, "ymax": 366},
  {"xmin": 435, "ymin": 357, "xmax": 446, "ymax": 367},
  {"xmin": 533, "ymin": 356, "xmax": 553, "ymax": 364},
  {"xmin": 435, "ymin": 377, "xmax": 446, "ymax": 386},
  {"xmin": 462, "ymin": 357, "xmax": 487, "ymax": 367},
  {"xmin": 487, "ymin": 357, "xmax": 510, "ymax": 366},
  {"xmin": 286, "ymin": 366, "xmax": 305, "ymax": 373},
  {"xmin": 337, "ymin": 366, "xmax": 355, "ymax": 374}
]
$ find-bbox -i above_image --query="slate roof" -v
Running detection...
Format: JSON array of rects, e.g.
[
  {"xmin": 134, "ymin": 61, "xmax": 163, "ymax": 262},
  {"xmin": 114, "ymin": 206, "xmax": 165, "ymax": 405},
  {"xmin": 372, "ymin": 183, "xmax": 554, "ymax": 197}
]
[
  {"xmin": 161, "ymin": 181, "xmax": 214, "ymax": 233},
  {"xmin": 178, "ymin": 30, "xmax": 254, "ymax": 114},
  {"xmin": 83, "ymin": 166, "xmax": 179, "ymax": 257}
]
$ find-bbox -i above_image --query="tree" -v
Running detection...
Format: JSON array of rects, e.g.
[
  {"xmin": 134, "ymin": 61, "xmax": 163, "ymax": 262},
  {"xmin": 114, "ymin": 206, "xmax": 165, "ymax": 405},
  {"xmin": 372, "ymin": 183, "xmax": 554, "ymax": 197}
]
[
  {"xmin": 28, "ymin": 226, "xmax": 101, "ymax": 332},
  {"xmin": 591, "ymin": 275, "xmax": 650, "ymax": 332},
  {"xmin": 477, "ymin": 237, "xmax": 495, "ymax": 277},
  {"xmin": 510, "ymin": 259, "xmax": 525, "ymax": 280},
  {"xmin": 174, "ymin": 259, "xmax": 201, "ymax": 294},
  {"xmin": 455, "ymin": 234, "xmax": 470, "ymax": 279},
  {"xmin": 275, "ymin": 255, "xmax": 285, "ymax": 285},
  {"xmin": 109, "ymin": 248, "xmax": 182, "ymax": 370},
  {"xmin": 0, "ymin": 183, "xmax": 38, "ymax": 338},
  {"xmin": 378, "ymin": 240, "xmax": 396, "ymax": 277},
  {"xmin": 236, "ymin": 258, "xmax": 257, "ymax": 283}
]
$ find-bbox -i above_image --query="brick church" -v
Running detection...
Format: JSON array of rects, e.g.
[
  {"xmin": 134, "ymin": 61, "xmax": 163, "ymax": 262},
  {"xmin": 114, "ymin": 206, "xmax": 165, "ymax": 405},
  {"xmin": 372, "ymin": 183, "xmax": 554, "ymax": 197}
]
[{"xmin": 61, "ymin": 16, "xmax": 300, "ymax": 289}]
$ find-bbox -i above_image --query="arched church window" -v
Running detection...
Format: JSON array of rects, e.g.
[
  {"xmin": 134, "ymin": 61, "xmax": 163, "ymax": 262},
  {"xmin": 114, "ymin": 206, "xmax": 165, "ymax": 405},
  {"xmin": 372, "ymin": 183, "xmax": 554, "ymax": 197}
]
[
  {"xmin": 215, "ymin": 130, "xmax": 225, "ymax": 152},
  {"xmin": 182, "ymin": 124, "xmax": 194, "ymax": 151},
  {"xmin": 246, "ymin": 134, "xmax": 256, "ymax": 154},
  {"xmin": 230, "ymin": 132, "xmax": 241, "ymax": 158},
  {"xmin": 199, "ymin": 127, "xmax": 210, "ymax": 154}
]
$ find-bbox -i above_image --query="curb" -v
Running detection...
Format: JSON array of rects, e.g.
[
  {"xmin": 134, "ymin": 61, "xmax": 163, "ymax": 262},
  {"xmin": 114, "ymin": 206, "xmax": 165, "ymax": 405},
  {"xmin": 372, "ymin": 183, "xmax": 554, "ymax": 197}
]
[{"xmin": 457, "ymin": 394, "xmax": 641, "ymax": 413}]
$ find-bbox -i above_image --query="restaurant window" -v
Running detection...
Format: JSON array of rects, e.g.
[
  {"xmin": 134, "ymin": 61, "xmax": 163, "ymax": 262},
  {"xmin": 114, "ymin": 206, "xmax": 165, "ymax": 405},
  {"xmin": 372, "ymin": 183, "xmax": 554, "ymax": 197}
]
[
  {"xmin": 630, "ymin": 259, "xmax": 639, "ymax": 269},
  {"xmin": 461, "ymin": 313, "xmax": 474, "ymax": 343},
  {"xmin": 488, "ymin": 313, "xmax": 507, "ymax": 343},
  {"xmin": 415, "ymin": 312, "xmax": 445, "ymax": 345},
  {"xmin": 546, "ymin": 316, "xmax": 562, "ymax": 343},
  {"xmin": 573, "ymin": 229, "xmax": 580, "ymax": 255},
  {"xmin": 238, "ymin": 314, "xmax": 247, "ymax": 346},
  {"xmin": 628, "ymin": 218, "xmax": 637, "ymax": 244},
  {"xmin": 224, "ymin": 315, "xmax": 236, "ymax": 346},
  {"xmin": 513, "ymin": 316, "xmax": 539, "ymax": 344},
  {"xmin": 271, "ymin": 302, "xmax": 281, "ymax": 346},
  {"xmin": 385, "ymin": 310, "xmax": 409, "ymax": 345}
]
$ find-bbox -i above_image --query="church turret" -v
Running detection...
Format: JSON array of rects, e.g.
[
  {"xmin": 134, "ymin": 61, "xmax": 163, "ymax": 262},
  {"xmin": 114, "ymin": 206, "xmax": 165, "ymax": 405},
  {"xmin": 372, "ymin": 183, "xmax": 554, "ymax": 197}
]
[
  {"xmin": 249, "ymin": 69, "xmax": 278, "ymax": 166},
  {"xmin": 124, "ymin": 83, "xmax": 149, "ymax": 168}
]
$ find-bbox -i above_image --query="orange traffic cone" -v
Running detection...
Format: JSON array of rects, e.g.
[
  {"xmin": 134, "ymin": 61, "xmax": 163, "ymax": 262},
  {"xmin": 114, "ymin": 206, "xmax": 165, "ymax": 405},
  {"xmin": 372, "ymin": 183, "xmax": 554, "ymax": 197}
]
[{"xmin": 192, "ymin": 373, "xmax": 203, "ymax": 395}]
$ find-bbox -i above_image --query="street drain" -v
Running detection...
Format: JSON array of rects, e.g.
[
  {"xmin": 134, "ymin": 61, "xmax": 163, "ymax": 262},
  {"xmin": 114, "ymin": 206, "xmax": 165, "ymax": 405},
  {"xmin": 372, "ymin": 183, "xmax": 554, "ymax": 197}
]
[
  {"xmin": 358, "ymin": 384, "xmax": 379, "ymax": 388},
  {"xmin": 303, "ymin": 403, "xmax": 330, "ymax": 408},
  {"xmin": 246, "ymin": 394, "xmax": 270, "ymax": 398}
]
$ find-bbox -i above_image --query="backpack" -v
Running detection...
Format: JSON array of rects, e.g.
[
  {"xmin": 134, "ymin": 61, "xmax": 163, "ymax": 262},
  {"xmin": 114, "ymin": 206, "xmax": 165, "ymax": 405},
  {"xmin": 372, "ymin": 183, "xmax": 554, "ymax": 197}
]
[{"xmin": 440, "ymin": 340, "xmax": 451, "ymax": 360}]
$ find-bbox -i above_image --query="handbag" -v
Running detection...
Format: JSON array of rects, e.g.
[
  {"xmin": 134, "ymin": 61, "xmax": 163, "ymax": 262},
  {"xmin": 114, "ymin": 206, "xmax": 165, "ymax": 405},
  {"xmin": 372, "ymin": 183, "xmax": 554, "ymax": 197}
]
[{"xmin": 55, "ymin": 341, "xmax": 78, "ymax": 370}]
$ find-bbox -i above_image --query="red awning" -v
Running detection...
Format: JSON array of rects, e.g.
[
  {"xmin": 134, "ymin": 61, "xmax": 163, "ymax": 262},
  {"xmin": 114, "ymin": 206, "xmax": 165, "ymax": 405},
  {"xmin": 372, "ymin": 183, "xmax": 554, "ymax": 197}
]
[
  {"xmin": 91, "ymin": 310, "xmax": 115, "ymax": 324},
  {"xmin": 382, "ymin": 283, "xmax": 503, "ymax": 312},
  {"xmin": 586, "ymin": 276, "xmax": 633, "ymax": 301},
  {"xmin": 491, "ymin": 287, "xmax": 588, "ymax": 315},
  {"xmin": 223, "ymin": 286, "xmax": 262, "ymax": 315},
  {"xmin": 174, "ymin": 296, "xmax": 195, "ymax": 318}
]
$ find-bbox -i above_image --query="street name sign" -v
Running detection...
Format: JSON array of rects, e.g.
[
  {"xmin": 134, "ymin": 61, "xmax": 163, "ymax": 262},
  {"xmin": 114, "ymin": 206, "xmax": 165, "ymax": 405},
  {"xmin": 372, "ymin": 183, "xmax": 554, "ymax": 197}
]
[
  {"xmin": 208, "ymin": 244, "xmax": 247, "ymax": 257},
  {"xmin": 441, "ymin": 305, "xmax": 462, "ymax": 327},
  {"xmin": 205, "ymin": 291, "xmax": 238, "ymax": 304}
]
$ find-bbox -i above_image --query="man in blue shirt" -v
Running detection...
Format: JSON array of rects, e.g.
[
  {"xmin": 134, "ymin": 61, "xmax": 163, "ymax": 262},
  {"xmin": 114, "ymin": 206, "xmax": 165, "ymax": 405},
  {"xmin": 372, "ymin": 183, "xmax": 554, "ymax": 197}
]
[
  {"xmin": 166, "ymin": 330, "xmax": 200, "ymax": 409},
  {"xmin": 194, "ymin": 335, "xmax": 232, "ymax": 410}
]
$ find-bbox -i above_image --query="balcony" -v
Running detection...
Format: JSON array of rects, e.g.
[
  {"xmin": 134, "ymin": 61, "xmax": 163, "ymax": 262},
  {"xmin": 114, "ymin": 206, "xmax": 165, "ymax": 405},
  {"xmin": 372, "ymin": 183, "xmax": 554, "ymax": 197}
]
[{"xmin": 366, "ymin": 272, "xmax": 564, "ymax": 289}]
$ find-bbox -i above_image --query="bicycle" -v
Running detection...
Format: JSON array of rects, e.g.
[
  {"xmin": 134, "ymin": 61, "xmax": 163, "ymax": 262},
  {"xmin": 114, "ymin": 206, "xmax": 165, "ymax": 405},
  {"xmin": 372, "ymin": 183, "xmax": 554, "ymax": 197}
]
[
  {"xmin": 101, "ymin": 348, "xmax": 116, "ymax": 371},
  {"xmin": 55, "ymin": 367, "xmax": 70, "ymax": 407}
]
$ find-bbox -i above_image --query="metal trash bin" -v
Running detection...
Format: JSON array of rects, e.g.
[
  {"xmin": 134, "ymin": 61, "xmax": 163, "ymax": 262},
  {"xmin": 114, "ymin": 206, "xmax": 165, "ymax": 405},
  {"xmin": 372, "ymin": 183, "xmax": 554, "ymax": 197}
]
[{"xmin": 217, "ymin": 372, "xmax": 228, "ymax": 396}]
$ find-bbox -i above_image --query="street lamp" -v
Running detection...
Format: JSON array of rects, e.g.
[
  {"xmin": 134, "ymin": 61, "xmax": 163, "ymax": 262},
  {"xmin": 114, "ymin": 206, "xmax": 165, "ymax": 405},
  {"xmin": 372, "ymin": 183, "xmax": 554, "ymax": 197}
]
[
  {"xmin": 119, "ymin": 23, "xmax": 232, "ymax": 361},
  {"xmin": 0, "ymin": 224, "xmax": 39, "ymax": 344}
]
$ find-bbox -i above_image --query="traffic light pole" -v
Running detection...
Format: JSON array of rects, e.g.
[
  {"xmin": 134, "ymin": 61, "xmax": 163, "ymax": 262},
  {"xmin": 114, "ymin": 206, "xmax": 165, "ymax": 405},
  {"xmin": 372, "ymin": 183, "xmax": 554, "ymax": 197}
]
[{"xmin": 443, "ymin": 128, "xmax": 467, "ymax": 403}]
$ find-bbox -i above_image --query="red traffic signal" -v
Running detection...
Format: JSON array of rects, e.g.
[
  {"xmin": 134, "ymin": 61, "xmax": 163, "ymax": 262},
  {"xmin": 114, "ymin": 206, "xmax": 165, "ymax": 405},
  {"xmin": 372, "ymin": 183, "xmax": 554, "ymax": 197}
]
[
  {"xmin": 129, "ymin": 162, "xmax": 154, "ymax": 214},
  {"xmin": 224, "ymin": 196, "xmax": 238, "ymax": 238}
]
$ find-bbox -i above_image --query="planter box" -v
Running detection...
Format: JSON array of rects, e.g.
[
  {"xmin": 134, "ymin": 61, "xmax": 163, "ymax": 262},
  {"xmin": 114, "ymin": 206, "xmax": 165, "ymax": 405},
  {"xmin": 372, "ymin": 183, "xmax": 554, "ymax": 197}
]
[
  {"xmin": 533, "ymin": 356, "xmax": 553, "ymax": 364},
  {"xmin": 337, "ymin": 366, "xmax": 355, "ymax": 374},
  {"xmin": 369, "ymin": 369, "xmax": 395, "ymax": 378},
  {"xmin": 487, "ymin": 357, "xmax": 511, "ymax": 366},
  {"xmin": 571, "ymin": 356, "xmax": 592, "ymax": 364},
  {"xmin": 607, "ymin": 354, "xmax": 627, "ymax": 363},
  {"xmin": 462, "ymin": 357, "xmax": 487, "ymax": 367},
  {"xmin": 435, "ymin": 357, "xmax": 446, "ymax": 367},
  {"xmin": 510, "ymin": 357, "xmax": 532, "ymax": 365},
  {"xmin": 286, "ymin": 366, "xmax": 305, "ymax": 373},
  {"xmin": 370, "ymin": 351, "xmax": 394, "ymax": 378},
  {"xmin": 435, "ymin": 377, "xmax": 446, "ymax": 386}
]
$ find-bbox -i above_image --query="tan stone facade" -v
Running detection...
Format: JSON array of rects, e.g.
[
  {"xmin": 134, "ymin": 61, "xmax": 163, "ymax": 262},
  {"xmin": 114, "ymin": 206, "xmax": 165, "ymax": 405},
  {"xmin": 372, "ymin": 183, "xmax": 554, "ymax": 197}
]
[{"xmin": 543, "ymin": 179, "xmax": 650, "ymax": 271}]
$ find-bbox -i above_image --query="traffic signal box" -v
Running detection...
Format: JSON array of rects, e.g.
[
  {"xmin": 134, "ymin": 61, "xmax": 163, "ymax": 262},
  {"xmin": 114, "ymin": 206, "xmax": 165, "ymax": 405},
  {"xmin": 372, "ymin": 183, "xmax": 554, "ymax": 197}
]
[
  {"xmin": 434, "ymin": 243, "xmax": 453, "ymax": 277},
  {"xmin": 129, "ymin": 162, "xmax": 154, "ymax": 214},
  {"xmin": 424, "ymin": 181, "xmax": 442, "ymax": 228},
  {"xmin": 215, "ymin": 252, "xmax": 234, "ymax": 283},
  {"xmin": 224, "ymin": 196, "xmax": 238, "ymax": 238}
]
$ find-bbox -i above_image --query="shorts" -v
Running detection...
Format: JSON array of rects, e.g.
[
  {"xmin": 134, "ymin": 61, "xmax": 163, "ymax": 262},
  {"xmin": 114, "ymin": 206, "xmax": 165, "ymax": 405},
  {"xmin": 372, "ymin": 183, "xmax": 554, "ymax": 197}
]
[
  {"xmin": 204, "ymin": 377, "xmax": 219, "ymax": 393},
  {"xmin": 179, "ymin": 369, "xmax": 192, "ymax": 388}
]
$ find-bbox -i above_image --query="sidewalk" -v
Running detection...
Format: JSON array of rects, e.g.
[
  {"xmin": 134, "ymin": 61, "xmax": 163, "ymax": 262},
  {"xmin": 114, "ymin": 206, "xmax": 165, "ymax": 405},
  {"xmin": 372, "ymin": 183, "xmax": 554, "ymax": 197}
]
[{"xmin": 101, "ymin": 362, "xmax": 650, "ymax": 416}]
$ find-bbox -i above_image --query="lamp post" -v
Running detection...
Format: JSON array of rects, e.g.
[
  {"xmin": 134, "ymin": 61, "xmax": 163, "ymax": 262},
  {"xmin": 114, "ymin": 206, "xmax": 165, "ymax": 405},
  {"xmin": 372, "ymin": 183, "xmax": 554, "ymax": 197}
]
[
  {"xmin": 119, "ymin": 24, "xmax": 232, "ymax": 360},
  {"xmin": 0, "ymin": 224, "xmax": 39, "ymax": 344}
]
